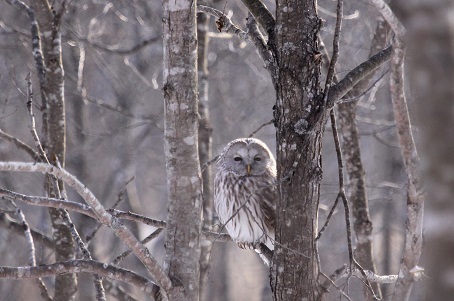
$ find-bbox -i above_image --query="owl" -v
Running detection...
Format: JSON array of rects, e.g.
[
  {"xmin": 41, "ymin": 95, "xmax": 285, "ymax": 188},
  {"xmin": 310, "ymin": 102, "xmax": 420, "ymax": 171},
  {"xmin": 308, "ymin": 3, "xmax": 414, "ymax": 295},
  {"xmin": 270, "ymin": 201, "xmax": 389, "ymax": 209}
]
[{"xmin": 214, "ymin": 138, "xmax": 276, "ymax": 254}]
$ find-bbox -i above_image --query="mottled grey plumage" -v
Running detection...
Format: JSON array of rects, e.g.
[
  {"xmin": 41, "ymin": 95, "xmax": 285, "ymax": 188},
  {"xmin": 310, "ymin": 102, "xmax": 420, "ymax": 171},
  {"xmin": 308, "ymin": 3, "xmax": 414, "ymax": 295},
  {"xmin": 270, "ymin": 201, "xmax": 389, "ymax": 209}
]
[{"xmin": 214, "ymin": 138, "xmax": 276, "ymax": 251}]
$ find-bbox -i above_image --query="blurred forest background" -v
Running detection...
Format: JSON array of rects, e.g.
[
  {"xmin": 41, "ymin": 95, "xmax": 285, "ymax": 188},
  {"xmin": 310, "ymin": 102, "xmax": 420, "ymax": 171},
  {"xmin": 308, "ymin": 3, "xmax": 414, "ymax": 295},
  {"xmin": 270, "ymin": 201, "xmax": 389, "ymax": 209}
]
[{"xmin": 0, "ymin": 0, "xmax": 451, "ymax": 300}]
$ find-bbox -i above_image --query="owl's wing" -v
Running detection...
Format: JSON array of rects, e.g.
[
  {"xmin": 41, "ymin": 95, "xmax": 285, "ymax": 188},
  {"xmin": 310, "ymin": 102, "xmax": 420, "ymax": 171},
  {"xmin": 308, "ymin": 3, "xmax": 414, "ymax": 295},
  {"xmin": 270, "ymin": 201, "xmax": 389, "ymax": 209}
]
[{"xmin": 258, "ymin": 184, "xmax": 276, "ymax": 230}]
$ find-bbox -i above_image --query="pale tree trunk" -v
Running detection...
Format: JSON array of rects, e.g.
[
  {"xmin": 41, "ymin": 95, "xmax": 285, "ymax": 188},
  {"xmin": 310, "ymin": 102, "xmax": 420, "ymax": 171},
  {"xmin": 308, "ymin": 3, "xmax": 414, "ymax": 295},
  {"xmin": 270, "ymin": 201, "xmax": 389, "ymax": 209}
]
[
  {"xmin": 270, "ymin": 0, "xmax": 323, "ymax": 299},
  {"xmin": 399, "ymin": 1, "xmax": 454, "ymax": 299},
  {"xmin": 197, "ymin": 11, "xmax": 214, "ymax": 297},
  {"xmin": 336, "ymin": 19, "xmax": 390, "ymax": 300},
  {"xmin": 162, "ymin": 1, "xmax": 203, "ymax": 301},
  {"xmin": 34, "ymin": 1, "xmax": 76, "ymax": 300},
  {"xmin": 365, "ymin": 1, "xmax": 425, "ymax": 300}
]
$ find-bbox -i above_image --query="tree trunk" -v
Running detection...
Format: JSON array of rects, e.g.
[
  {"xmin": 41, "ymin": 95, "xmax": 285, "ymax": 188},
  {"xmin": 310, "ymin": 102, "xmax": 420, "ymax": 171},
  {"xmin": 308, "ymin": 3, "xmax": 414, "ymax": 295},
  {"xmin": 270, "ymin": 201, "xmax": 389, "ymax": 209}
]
[
  {"xmin": 337, "ymin": 19, "xmax": 390, "ymax": 300},
  {"xmin": 398, "ymin": 1, "xmax": 454, "ymax": 299},
  {"xmin": 162, "ymin": 1, "xmax": 203, "ymax": 300},
  {"xmin": 270, "ymin": 0, "xmax": 323, "ymax": 300},
  {"xmin": 34, "ymin": 2, "xmax": 76, "ymax": 300},
  {"xmin": 197, "ymin": 11, "xmax": 214, "ymax": 297}
]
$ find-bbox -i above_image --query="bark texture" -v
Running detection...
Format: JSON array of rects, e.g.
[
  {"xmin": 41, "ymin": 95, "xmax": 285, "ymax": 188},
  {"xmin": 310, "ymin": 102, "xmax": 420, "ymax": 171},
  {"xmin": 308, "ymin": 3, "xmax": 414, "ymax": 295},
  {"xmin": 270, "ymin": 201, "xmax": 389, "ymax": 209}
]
[
  {"xmin": 270, "ymin": 1, "xmax": 323, "ymax": 300},
  {"xmin": 34, "ymin": 1, "xmax": 75, "ymax": 300},
  {"xmin": 162, "ymin": 1, "xmax": 203, "ymax": 300}
]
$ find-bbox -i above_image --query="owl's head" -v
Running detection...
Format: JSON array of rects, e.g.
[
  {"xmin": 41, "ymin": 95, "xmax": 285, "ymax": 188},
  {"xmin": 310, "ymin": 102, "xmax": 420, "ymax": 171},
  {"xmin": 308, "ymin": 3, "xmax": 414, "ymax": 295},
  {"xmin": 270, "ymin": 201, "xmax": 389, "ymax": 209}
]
[{"xmin": 218, "ymin": 138, "xmax": 275, "ymax": 177}]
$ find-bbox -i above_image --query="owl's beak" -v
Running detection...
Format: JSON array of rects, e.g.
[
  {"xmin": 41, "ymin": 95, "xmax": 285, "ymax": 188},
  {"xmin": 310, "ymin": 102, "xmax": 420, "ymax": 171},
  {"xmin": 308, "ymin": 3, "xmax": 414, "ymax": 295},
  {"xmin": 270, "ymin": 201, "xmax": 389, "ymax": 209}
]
[{"xmin": 246, "ymin": 164, "xmax": 251, "ymax": 175}]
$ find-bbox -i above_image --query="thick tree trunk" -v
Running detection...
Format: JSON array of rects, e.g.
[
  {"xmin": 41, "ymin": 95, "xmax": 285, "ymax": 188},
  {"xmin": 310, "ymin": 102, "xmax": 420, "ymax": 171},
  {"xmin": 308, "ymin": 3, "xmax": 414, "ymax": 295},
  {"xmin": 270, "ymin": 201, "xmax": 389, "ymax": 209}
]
[
  {"xmin": 162, "ymin": 1, "xmax": 203, "ymax": 300},
  {"xmin": 270, "ymin": 1, "xmax": 323, "ymax": 300}
]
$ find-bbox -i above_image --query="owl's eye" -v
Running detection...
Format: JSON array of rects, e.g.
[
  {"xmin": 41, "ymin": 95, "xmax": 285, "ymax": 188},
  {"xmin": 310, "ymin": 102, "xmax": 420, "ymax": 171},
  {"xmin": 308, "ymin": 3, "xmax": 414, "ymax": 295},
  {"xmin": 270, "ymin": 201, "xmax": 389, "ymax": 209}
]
[
  {"xmin": 254, "ymin": 157, "xmax": 261, "ymax": 162},
  {"xmin": 234, "ymin": 156, "xmax": 242, "ymax": 162}
]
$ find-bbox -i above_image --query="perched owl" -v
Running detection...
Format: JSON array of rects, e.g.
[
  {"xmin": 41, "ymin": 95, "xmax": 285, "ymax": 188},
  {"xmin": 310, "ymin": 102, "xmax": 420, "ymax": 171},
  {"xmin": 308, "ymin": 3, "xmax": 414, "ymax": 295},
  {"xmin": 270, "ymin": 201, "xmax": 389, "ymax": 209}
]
[{"xmin": 214, "ymin": 138, "xmax": 276, "ymax": 254}]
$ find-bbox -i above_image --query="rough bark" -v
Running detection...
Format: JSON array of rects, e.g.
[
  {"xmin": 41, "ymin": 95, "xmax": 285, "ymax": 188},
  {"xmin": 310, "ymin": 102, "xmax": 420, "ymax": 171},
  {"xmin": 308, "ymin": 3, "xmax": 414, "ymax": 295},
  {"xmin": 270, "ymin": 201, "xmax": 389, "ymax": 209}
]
[
  {"xmin": 162, "ymin": 1, "xmax": 203, "ymax": 300},
  {"xmin": 270, "ymin": 0, "xmax": 323, "ymax": 300},
  {"xmin": 33, "ymin": 1, "xmax": 76, "ymax": 300}
]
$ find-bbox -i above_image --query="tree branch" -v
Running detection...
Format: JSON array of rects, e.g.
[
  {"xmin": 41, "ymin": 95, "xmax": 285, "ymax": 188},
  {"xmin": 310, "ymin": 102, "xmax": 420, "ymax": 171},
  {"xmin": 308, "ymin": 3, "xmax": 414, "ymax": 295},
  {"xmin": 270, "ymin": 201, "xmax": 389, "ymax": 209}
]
[
  {"xmin": 367, "ymin": 0, "xmax": 406, "ymax": 38},
  {"xmin": 323, "ymin": 0, "xmax": 343, "ymax": 94},
  {"xmin": 0, "ymin": 213, "xmax": 54, "ymax": 250},
  {"xmin": 327, "ymin": 45, "xmax": 393, "ymax": 106},
  {"xmin": 0, "ymin": 260, "xmax": 156, "ymax": 290},
  {"xmin": 240, "ymin": 0, "xmax": 275, "ymax": 34},
  {"xmin": 0, "ymin": 161, "xmax": 172, "ymax": 295},
  {"xmin": 197, "ymin": 5, "xmax": 248, "ymax": 40},
  {"xmin": 389, "ymin": 37, "xmax": 424, "ymax": 301},
  {"xmin": 0, "ymin": 128, "xmax": 39, "ymax": 161}
]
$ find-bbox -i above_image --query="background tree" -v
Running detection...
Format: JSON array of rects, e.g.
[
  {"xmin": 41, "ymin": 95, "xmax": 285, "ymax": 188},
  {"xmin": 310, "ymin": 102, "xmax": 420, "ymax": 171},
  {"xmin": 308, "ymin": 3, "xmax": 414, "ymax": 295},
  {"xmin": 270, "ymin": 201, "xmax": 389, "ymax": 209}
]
[{"xmin": 0, "ymin": 0, "xmax": 447, "ymax": 300}]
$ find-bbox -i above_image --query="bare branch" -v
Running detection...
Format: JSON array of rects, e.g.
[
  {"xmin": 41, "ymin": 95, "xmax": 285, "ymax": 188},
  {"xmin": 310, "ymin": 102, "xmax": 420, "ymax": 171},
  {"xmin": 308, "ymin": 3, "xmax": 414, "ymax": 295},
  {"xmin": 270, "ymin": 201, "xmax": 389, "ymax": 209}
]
[
  {"xmin": 367, "ymin": 0, "xmax": 406, "ymax": 38},
  {"xmin": 327, "ymin": 45, "xmax": 393, "ymax": 106},
  {"xmin": 0, "ymin": 128, "xmax": 39, "ymax": 160},
  {"xmin": 248, "ymin": 119, "xmax": 274, "ymax": 138},
  {"xmin": 0, "ymin": 212, "xmax": 54, "ymax": 250},
  {"xmin": 323, "ymin": 0, "xmax": 344, "ymax": 94},
  {"xmin": 9, "ymin": 202, "xmax": 52, "ymax": 301},
  {"xmin": 0, "ymin": 161, "xmax": 172, "ymax": 294},
  {"xmin": 74, "ymin": 33, "xmax": 161, "ymax": 55},
  {"xmin": 320, "ymin": 264, "xmax": 400, "ymax": 296},
  {"xmin": 240, "ymin": 0, "xmax": 275, "ymax": 34},
  {"xmin": 389, "ymin": 37, "xmax": 424, "ymax": 301},
  {"xmin": 197, "ymin": 5, "xmax": 248, "ymax": 40},
  {"xmin": 246, "ymin": 14, "xmax": 275, "ymax": 75},
  {"xmin": 111, "ymin": 229, "xmax": 163, "ymax": 266},
  {"xmin": 0, "ymin": 260, "xmax": 156, "ymax": 290}
]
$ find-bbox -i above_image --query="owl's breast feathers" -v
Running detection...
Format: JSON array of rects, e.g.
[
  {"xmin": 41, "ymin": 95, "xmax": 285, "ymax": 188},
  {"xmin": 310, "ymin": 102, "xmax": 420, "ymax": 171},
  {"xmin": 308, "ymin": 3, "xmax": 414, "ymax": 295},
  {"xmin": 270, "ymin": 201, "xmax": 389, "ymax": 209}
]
[{"xmin": 214, "ymin": 170, "xmax": 276, "ymax": 249}]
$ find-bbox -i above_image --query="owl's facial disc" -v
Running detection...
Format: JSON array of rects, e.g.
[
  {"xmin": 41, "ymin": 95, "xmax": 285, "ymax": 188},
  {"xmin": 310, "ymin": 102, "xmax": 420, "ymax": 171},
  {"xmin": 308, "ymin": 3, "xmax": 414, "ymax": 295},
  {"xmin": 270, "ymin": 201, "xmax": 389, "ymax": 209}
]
[{"xmin": 226, "ymin": 143, "xmax": 268, "ymax": 176}]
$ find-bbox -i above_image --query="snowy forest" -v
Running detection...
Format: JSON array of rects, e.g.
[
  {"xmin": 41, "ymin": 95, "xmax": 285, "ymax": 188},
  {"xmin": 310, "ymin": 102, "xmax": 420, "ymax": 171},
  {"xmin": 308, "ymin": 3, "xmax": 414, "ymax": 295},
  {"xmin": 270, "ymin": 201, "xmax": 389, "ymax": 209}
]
[{"xmin": 0, "ymin": 0, "xmax": 452, "ymax": 300}]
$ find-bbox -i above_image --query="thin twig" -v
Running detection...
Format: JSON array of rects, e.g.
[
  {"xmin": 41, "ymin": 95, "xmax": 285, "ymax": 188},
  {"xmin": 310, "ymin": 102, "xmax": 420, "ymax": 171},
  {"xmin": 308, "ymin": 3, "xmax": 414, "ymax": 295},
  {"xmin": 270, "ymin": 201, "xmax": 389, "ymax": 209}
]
[
  {"xmin": 246, "ymin": 14, "xmax": 275, "ymax": 75},
  {"xmin": 61, "ymin": 209, "xmax": 106, "ymax": 301},
  {"xmin": 0, "ymin": 259, "xmax": 156, "ymax": 289},
  {"xmin": 111, "ymin": 229, "xmax": 163, "ymax": 266},
  {"xmin": 74, "ymin": 32, "xmax": 160, "ymax": 55},
  {"xmin": 248, "ymin": 119, "xmax": 274, "ymax": 138},
  {"xmin": 25, "ymin": 73, "xmax": 47, "ymax": 163},
  {"xmin": 329, "ymin": 110, "xmax": 379, "ymax": 299},
  {"xmin": 197, "ymin": 5, "xmax": 248, "ymax": 40},
  {"xmin": 10, "ymin": 202, "xmax": 52, "ymax": 301},
  {"xmin": 315, "ymin": 193, "xmax": 341, "ymax": 241},
  {"xmin": 0, "ymin": 212, "xmax": 54, "ymax": 250},
  {"xmin": 0, "ymin": 128, "xmax": 39, "ymax": 160},
  {"xmin": 0, "ymin": 162, "xmax": 172, "ymax": 294},
  {"xmin": 201, "ymin": 155, "xmax": 219, "ymax": 173},
  {"xmin": 323, "ymin": 0, "xmax": 344, "ymax": 96}
]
